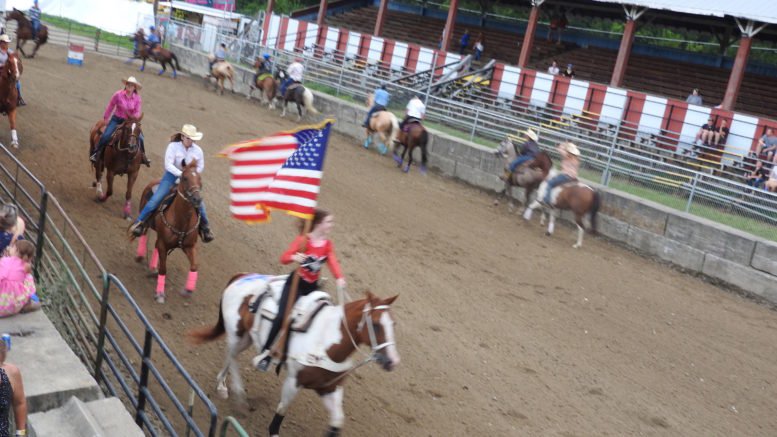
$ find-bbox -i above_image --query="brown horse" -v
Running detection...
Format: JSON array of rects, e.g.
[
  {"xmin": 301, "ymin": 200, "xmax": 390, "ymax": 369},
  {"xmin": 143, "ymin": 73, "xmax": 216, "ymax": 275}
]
[
  {"xmin": 89, "ymin": 116, "xmax": 143, "ymax": 218},
  {"xmin": 248, "ymin": 59, "xmax": 278, "ymax": 108},
  {"xmin": 7, "ymin": 9, "xmax": 48, "ymax": 58},
  {"xmin": 132, "ymin": 31, "xmax": 180, "ymax": 78},
  {"xmin": 523, "ymin": 169, "xmax": 601, "ymax": 249},
  {"xmin": 494, "ymin": 138, "xmax": 553, "ymax": 213},
  {"xmin": 134, "ymin": 161, "xmax": 203, "ymax": 303},
  {"xmin": 188, "ymin": 272, "xmax": 400, "ymax": 436},
  {"xmin": 205, "ymin": 55, "xmax": 235, "ymax": 95},
  {"xmin": 0, "ymin": 52, "xmax": 22, "ymax": 148},
  {"xmin": 393, "ymin": 122, "xmax": 429, "ymax": 174}
]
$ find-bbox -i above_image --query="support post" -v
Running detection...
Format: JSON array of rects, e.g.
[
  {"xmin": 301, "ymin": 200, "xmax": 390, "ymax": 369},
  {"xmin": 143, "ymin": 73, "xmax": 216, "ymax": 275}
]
[
  {"xmin": 610, "ymin": 6, "xmax": 646, "ymax": 87},
  {"xmin": 518, "ymin": 2, "xmax": 542, "ymax": 68},
  {"xmin": 721, "ymin": 19, "xmax": 766, "ymax": 111},
  {"xmin": 440, "ymin": 0, "xmax": 459, "ymax": 52},
  {"xmin": 262, "ymin": 0, "xmax": 276, "ymax": 45},
  {"xmin": 317, "ymin": 0, "xmax": 327, "ymax": 26},
  {"xmin": 374, "ymin": 0, "xmax": 390, "ymax": 37}
]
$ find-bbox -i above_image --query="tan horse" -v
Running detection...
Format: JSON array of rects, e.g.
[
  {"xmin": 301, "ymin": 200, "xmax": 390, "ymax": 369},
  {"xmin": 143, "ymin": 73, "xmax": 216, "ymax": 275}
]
[
  {"xmin": 206, "ymin": 55, "xmax": 235, "ymax": 95},
  {"xmin": 89, "ymin": 116, "xmax": 143, "ymax": 218},
  {"xmin": 0, "ymin": 52, "xmax": 22, "ymax": 148},
  {"xmin": 7, "ymin": 9, "xmax": 48, "ymax": 58},
  {"xmin": 363, "ymin": 94, "xmax": 399, "ymax": 155}
]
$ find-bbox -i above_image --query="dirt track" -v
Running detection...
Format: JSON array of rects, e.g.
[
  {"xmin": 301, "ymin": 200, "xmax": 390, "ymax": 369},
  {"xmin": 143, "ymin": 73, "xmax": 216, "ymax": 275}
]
[{"xmin": 12, "ymin": 45, "xmax": 777, "ymax": 436}]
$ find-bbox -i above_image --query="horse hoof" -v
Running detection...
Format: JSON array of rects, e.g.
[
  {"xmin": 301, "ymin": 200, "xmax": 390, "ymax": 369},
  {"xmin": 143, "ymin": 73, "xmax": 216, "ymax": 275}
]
[
  {"xmin": 378, "ymin": 144, "xmax": 388, "ymax": 155},
  {"xmin": 11, "ymin": 141, "xmax": 18, "ymax": 149},
  {"xmin": 420, "ymin": 165, "xmax": 427, "ymax": 175},
  {"xmin": 545, "ymin": 231, "xmax": 552, "ymax": 236},
  {"xmin": 155, "ymin": 293, "xmax": 166, "ymax": 304},
  {"xmin": 134, "ymin": 255, "xmax": 145, "ymax": 263},
  {"xmin": 363, "ymin": 138, "xmax": 371, "ymax": 149},
  {"xmin": 157, "ymin": 70, "xmax": 164, "ymax": 76},
  {"xmin": 573, "ymin": 244, "xmax": 581, "ymax": 249},
  {"xmin": 96, "ymin": 195, "xmax": 108, "ymax": 203},
  {"xmin": 402, "ymin": 165, "xmax": 410, "ymax": 173},
  {"xmin": 139, "ymin": 67, "xmax": 144, "ymax": 72},
  {"xmin": 493, "ymin": 199, "xmax": 500, "ymax": 206},
  {"xmin": 179, "ymin": 289, "xmax": 194, "ymax": 298},
  {"xmin": 217, "ymin": 386, "xmax": 229, "ymax": 400},
  {"xmin": 393, "ymin": 154, "xmax": 402, "ymax": 165},
  {"xmin": 147, "ymin": 270, "xmax": 158, "ymax": 277}
]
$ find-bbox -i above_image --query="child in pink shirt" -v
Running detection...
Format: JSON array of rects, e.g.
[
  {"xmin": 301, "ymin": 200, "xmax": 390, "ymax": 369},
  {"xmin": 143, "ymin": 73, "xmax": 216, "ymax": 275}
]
[{"xmin": 0, "ymin": 240, "xmax": 40, "ymax": 317}]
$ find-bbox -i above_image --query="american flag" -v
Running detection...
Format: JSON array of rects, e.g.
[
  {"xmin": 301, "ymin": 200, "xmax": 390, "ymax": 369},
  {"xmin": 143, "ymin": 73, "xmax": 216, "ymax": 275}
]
[{"xmin": 223, "ymin": 120, "xmax": 334, "ymax": 223}]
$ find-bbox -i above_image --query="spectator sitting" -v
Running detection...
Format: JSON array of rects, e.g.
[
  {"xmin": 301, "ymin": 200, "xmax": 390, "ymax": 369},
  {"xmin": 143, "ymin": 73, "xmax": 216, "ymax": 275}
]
[
  {"xmin": 0, "ymin": 339, "xmax": 29, "ymax": 436},
  {"xmin": 0, "ymin": 204, "xmax": 24, "ymax": 254},
  {"xmin": 692, "ymin": 117, "xmax": 715, "ymax": 151},
  {"xmin": 0, "ymin": 239, "xmax": 40, "ymax": 318},
  {"xmin": 712, "ymin": 119, "xmax": 729, "ymax": 146},
  {"xmin": 548, "ymin": 60, "xmax": 560, "ymax": 76},
  {"xmin": 561, "ymin": 64, "xmax": 575, "ymax": 78},
  {"xmin": 459, "ymin": 29, "xmax": 470, "ymax": 55},
  {"xmin": 766, "ymin": 164, "xmax": 777, "ymax": 193},
  {"xmin": 685, "ymin": 88, "xmax": 703, "ymax": 106},
  {"xmin": 754, "ymin": 128, "xmax": 777, "ymax": 162},
  {"xmin": 745, "ymin": 160, "xmax": 769, "ymax": 190}
]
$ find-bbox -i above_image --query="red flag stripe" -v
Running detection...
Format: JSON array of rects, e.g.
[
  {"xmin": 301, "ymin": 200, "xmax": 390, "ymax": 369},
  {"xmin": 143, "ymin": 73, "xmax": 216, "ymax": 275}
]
[{"xmin": 232, "ymin": 158, "xmax": 290, "ymax": 166}]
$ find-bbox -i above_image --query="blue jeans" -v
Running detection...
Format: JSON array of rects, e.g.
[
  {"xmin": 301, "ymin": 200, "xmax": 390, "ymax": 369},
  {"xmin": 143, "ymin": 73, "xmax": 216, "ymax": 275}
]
[
  {"xmin": 280, "ymin": 78, "xmax": 298, "ymax": 96},
  {"xmin": 32, "ymin": 20, "xmax": 40, "ymax": 39},
  {"xmin": 544, "ymin": 174, "xmax": 573, "ymax": 204},
  {"xmin": 475, "ymin": 49, "xmax": 482, "ymax": 61},
  {"xmin": 99, "ymin": 115, "xmax": 124, "ymax": 148},
  {"xmin": 364, "ymin": 105, "xmax": 385, "ymax": 127},
  {"xmin": 15, "ymin": 81, "xmax": 21, "ymax": 98},
  {"xmin": 508, "ymin": 155, "xmax": 532, "ymax": 172},
  {"xmin": 136, "ymin": 171, "xmax": 209, "ymax": 225}
]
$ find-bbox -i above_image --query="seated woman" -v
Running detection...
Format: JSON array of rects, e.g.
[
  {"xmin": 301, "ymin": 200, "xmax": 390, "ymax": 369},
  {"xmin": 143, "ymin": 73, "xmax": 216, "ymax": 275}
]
[
  {"xmin": 766, "ymin": 164, "xmax": 777, "ymax": 193},
  {"xmin": 0, "ymin": 239, "xmax": 40, "ymax": 317}
]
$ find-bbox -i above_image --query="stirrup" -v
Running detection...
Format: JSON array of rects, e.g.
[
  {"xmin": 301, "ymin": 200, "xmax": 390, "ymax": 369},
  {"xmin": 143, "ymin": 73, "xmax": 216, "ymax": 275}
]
[
  {"xmin": 129, "ymin": 221, "xmax": 145, "ymax": 238},
  {"xmin": 253, "ymin": 350, "xmax": 272, "ymax": 372},
  {"xmin": 200, "ymin": 227, "xmax": 215, "ymax": 243}
]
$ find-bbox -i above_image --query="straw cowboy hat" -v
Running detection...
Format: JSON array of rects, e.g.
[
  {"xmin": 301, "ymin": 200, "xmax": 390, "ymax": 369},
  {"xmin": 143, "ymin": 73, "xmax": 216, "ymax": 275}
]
[
  {"xmin": 0, "ymin": 35, "xmax": 11, "ymax": 44},
  {"xmin": 564, "ymin": 142, "xmax": 580, "ymax": 156},
  {"xmin": 122, "ymin": 76, "xmax": 142, "ymax": 90},
  {"xmin": 180, "ymin": 124, "xmax": 203, "ymax": 141},
  {"xmin": 523, "ymin": 129, "xmax": 539, "ymax": 142}
]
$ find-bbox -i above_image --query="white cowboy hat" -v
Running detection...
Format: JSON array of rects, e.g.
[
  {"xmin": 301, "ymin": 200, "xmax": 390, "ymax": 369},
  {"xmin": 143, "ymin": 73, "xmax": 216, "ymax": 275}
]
[
  {"xmin": 180, "ymin": 124, "xmax": 203, "ymax": 141},
  {"xmin": 122, "ymin": 76, "xmax": 142, "ymax": 90},
  {"xmin": 565, "ymin": 142, "xmax": 580, "ymax": 156},
  {"xmin": 523, "ymin": 129, "xmax": 538, "ymax": 142},
  {"xmin": 0, "ymin": 35, "xmax": 11, "ymax": 44}
]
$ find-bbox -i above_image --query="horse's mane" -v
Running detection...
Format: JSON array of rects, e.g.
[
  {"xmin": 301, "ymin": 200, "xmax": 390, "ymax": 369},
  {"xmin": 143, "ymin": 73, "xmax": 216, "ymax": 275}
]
[{"xmin": 10, "ymin": 9, "xmax": 31, "ymax": 26}]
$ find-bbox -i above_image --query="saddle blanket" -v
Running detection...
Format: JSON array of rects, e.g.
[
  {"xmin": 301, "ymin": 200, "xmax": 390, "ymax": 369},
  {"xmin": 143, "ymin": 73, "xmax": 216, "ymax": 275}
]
[
  {"xmin": 402, "ymin": 120, "xmax": 421, "ymax": 133},
  {"xmin": 539, "ymin": 180, "xmax": 588, "ymax": 206}
]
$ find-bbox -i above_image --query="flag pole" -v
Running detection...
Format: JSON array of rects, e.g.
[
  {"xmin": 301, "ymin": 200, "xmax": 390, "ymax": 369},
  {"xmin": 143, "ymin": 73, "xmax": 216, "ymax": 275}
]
[{"xmin": 271, "ymin": 217, "xmax": 313, "ymax": 361}]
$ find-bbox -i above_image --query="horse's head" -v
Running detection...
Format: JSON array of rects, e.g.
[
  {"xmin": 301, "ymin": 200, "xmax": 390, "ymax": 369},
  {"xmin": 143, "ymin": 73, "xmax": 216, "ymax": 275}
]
[
  {"xmin": 117, "ymin": 116, "xmax": 143, "ymax": 151},
  {"xmin": 179, "ymin": 160, "xmax": 203, "ymax": 209},
  {"xmin": 497, "ymin": 136, "xmax": 513, "ymax": 157},
  {"xmin": 8, "ymin": 9, "xmax": 23, "ymax": 21},
  {"xmin": 1, "ymin": 53, "xmax": 21, "ymax": 83},
  {"xmin": 355, "ymin": 292, "xmax": 400, "ymax": 371}
]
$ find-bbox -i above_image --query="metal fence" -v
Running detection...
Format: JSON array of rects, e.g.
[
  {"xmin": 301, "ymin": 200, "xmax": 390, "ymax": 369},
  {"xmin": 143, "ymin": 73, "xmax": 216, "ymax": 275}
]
[
  {"xmin": 169, "ymin": 18, "xmax": 777, "ymax": 240},
  {"xmin": 0, "ymin": 143, "xmax": 227, "ymax": 436},
  {"xmin": 4, "ymin": 20, "xmax": 135, "ymax": 59}
]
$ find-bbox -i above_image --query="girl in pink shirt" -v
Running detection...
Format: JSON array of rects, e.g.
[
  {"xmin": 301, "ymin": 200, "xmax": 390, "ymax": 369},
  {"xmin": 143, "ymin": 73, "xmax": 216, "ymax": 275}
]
[
  {"xmin": 0, "ymin": 240, "xmax": 40, "ymax": 317},
  {"xmin": 91, "ymin": 76, "xmax": 150, "ymax": 166}
]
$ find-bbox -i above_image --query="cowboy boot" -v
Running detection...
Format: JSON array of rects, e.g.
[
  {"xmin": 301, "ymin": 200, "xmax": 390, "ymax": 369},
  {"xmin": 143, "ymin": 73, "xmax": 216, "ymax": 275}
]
[
  {"xmin": 200, "ymin": 224, "xmax": 215, "ymax": 243},
  {"xmin": 17, "ymin": 96, "xmax": 26, "ymax": 106},
  {"xmin": 128, "ymin": 220, "xmax": 146, "ymax": 239},
  {"xmin": 499, "ymin": 168, "xmax": 511, "ymax": 181},
  {"xmin": 141, "ymin": 153, "xmax": 151, "ymax": 167}
]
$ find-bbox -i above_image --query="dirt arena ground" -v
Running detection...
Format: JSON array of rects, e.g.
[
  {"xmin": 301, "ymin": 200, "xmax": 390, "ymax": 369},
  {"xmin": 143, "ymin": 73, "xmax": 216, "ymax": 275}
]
[{"xmin": 11, "ymin": 45, "xmax": 777, "ymax": 436}]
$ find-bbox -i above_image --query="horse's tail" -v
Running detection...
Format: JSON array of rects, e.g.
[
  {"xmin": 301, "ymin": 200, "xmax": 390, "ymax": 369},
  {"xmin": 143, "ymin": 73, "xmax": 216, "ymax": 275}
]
[
  {"xmin": 388, "ymin": 114, "xmax": 400, "ymax": 145},
  {"xmin": 172, "ymin": 53, "xmax": 181, "ymax": 71},
  {"xmin": 589, "ymin": 190, "xmax": 601, "ymax": 235},
  {"xmin": 188, "ymin": 298, "xmax": 226, "ymax": 344},
  {"xmin": 303, "ymin": 88, "xmax": 319, "ymax": 115}
]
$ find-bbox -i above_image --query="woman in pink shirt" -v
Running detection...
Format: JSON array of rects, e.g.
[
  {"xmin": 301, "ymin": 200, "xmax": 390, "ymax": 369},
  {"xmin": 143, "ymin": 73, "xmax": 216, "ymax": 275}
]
[
  {"xmin": 543, "ymin": 142, "xmax": 580, "ymax": 204},
  {"xmin": 90, "ymin": 76, "xmax": 150, "ymax": 166}
]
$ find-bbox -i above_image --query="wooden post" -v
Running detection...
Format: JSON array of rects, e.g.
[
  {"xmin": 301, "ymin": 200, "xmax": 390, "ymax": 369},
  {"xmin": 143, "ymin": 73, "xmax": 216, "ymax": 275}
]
[{"xmin": 271, "ymin": 219, "xmax": 313, "ymax": 360}]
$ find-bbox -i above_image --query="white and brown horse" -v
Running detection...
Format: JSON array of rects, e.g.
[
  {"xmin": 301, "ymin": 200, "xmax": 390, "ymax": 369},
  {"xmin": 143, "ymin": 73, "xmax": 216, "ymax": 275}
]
[
  {"xmin": 206, "ymin": 55, "xmax": 235, "ymax": 95},
  {"xmin": 0, "ymin": 52, "xmax": 22, "ymax": 147},
  {"xmin": 188, "ymin": 273, "xmax": 400, "ymax": 437},
  {"xmin": 523, "ymin": 169, "xmax": 601, "ymax": 248}
]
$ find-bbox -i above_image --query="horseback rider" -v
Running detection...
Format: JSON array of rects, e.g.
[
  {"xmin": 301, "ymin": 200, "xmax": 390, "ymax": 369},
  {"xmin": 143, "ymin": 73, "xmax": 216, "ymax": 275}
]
[
  {"xmin": 129, "ymin": 124, "xmax": 215, "ymax": 242},
  {"xmin": 363, "ymin": 83, "xmax": 390, "ymax": 130},
  {"xmin": 29, "ymin": 0, "xmax": 41, "ymax": 41},
  {"xmin": 252, "ymin": 208, "xmax": 347, "ymax": 372},
  {"xmin": 280, "ymin": 57, "xmax": 304, "ymax": 98},
  {"xmin": 503, "ymin": 128, "xmax": 540, "ymax": 180},
  {"xmin": 399, "ymin": 95, "xmax": 425, "ymax": 131},
  {"xmin": 90, "ymin": 77, "xmax": 150, "ymax": 166},
  {"xmin": 209, "ymin": 42, "xmax": 227, "ymax": 71},
  {"xmin": 146, "ymin": 26, "xmax": 161, "ymax": 57},
  {"xmin": 543, "ymin": 141, "xmax": 580, "ymax": 205},
  {"xmin": 252, "ymin": 53, "xmax": 272, "ymax": 84},
  {"xmin": 130, "ymin": 27, "xmax": 145, "ymax": 59},
  {"xmin": 0, "ymin": 35, "xmax": 26, "ymax": 107}
]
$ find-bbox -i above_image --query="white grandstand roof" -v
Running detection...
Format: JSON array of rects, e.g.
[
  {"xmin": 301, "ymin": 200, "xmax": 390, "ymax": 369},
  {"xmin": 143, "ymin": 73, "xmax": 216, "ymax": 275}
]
[{"xmin": 591, "ymin": 0, "xmax": 777, "ymax": 26}]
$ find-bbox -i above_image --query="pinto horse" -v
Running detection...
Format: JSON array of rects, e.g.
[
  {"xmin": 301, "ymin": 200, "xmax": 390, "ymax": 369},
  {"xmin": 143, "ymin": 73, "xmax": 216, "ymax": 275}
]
[
  {"xmin": 132, "ymin": 31, "xmax": 181, "ymax": 78},
  {"xmin": 205, "ymin": 56, "xmax": 235, "ymax": 95},
  {"xmin": 7, "ymin": 9, "xmax": 48, "ymax": 58},
  {"xmin": 0, "ymin": 52, "xmax": 22, "ymax": 148},
  {"xmin": 248, "ymin": 60, "xmax": 278, "ymax": 108},
  {"xmin": 277, "ymin": 70, "xmax": 319, "ymax": 121},
  {"xmin": 134, "ymin": 161, "xmax": 203, "ymax": 303},
  {"xmin": 189, "ymin": 273, "xmax": 399, "ymax": 436},
  {"xmin": 493, "ymin": 138, "xmax": 553, "ymax": 213},
  {"xmin": 363, "ymin": 94, "xmax": 399, "ymax": 155},
  {"xmin": 523, "ymin": 169, "xmax": 601, "ymax": 248},
  {"xmin": 393, "ymin": 122, "xmax": 429, "ymax": 173},
  {"xmin": 89, "ymin": 116, "xmax": 143, "ymax": 218}
]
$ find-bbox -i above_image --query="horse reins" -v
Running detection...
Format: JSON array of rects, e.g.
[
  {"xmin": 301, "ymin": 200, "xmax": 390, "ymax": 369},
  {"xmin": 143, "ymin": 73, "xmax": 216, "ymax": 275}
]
[{"xmin": 161, "ymin": 180, "xmax": 201, "ymax": 249}]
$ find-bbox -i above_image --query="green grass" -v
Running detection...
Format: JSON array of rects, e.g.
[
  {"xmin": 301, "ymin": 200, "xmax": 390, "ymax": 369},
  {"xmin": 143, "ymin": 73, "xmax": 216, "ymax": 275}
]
[{"xmin": 43, "ymin": 14, "xmax": 135, "ymax": 51}]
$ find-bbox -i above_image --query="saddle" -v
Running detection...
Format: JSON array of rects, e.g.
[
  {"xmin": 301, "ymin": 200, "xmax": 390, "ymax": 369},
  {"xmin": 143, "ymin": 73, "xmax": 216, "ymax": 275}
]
[
  {"xmin": 402, "ymin": 119, "xmax": 421, "ymax": 133},
  {"xmin": 512, "ymin": 164, "xmax": 544, "ymax": 186},
  {"xmin": 246, "ymin": 275, "xmax": 332, "ymax": 334},
  {"xmin": 286, "ymin": 82, "xmax": 303, "ymax": 94},
  {"xmin": 143, "ymin": 182, "xmax": 178, "ymax": 217},
  {"xmin": 256, "ymin": 72, "xmax": 273, "ymax": 83}
]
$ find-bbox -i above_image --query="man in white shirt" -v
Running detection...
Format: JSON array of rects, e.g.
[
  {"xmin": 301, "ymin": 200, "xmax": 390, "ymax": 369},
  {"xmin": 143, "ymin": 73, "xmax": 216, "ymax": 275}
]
[
  {"xmin": 280, "ymin": 57, "xmax": 305, "ymax": 97},
  {"xmin": 400, "ymin": 95, "xmax": 426, "ymax": 131},
  {"xmin": 547, "ymin": 60, "xmax": 560, "ymax": 76},
  {"xmin": 129, "ymin": 124, "xmax": 213, "ymax": 242}
]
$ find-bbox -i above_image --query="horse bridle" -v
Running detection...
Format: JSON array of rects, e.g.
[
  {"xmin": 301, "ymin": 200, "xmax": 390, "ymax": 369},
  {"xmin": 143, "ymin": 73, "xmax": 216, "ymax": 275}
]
[
  {"xmin": 160, "ymin": 172, "xmax": 202, "ymax": 249},
  {"xmin": 116, "ymin": 122, "xmax": 141, "ymax": 152}
]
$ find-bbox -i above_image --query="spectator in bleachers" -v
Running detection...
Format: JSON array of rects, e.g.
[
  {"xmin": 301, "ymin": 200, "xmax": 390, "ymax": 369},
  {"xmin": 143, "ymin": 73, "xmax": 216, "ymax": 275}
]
[
  {"xmin": 685, "ymin": 88, "xmax": 703, "ymax": 106},
  {"xmin": 745, "ymin": 160, "xmax": 769, "ymax": 190},
  {"xmin": 0, "ymin": 239, "xmax": 39, "ymax": 317},
  {"xmin": 754, "ymin": 128, "xmax": 777, "ymax": 162},
  {"xmin": 0, "ymin": 339, "xmax": 29, "ymax": 436},
  {"xmin": 0, "ymin": 204, "xmax": 24, "ymax": 255},
  {"xmin": 693, "ymin": 117, "xmax": 715, "ymax": 148},
  {"xmin": 460, "ymin": 30, "xmax": 470, "ymax": 55},
  {"xmin": 562, "ymin": 64, "xmax": 575, "ymax": 78},
  {"xmin": 766, "ymin": 164, "xmax": 777, "ymax": 193},
  {"xmin": 548, "ymin": 60, "xmax": 560, "ymax": 76},
  {"xmin": 712, "ymin": 119, "xmax": 728, "ymax": 146},
  {"xmin": 474, "ymin": 34, "xmax": 484, "ymax": 61}
]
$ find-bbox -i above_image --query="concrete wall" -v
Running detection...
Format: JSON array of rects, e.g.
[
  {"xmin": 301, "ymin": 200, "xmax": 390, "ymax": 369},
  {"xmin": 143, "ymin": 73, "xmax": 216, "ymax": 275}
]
[{"xmin": 175, "ymin": 45, "xmax": 777, "ymax": 303}]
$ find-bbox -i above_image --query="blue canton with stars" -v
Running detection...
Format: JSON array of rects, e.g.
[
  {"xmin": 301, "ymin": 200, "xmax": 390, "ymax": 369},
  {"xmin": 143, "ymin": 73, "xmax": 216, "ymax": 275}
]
[{"xmin": 283, "ymin": 123, "xmax": 332, "ymax": 171}]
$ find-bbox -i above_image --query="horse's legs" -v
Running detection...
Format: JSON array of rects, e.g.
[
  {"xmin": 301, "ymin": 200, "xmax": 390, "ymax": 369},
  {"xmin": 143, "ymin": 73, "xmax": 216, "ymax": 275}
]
[
  {"xmin": 155, "ymin": 240, "xmax": 167, "ymax": 303},
  {"xmin": 281, "ymin": 99, "xmax": 288, "ymax": 117},
  {"xmin": 573, "ymin": 213, "xmax": 585, "ymax": 249},
  {"xmin": 140, "ymin": 57, "xmax": 146, "ymax": 72},
  {"xmin": 99, "ymin": 170, "xmax": 114, "ymax": 203},
  {"xmin": 17, "ymin": 41, "xmax": 27, "ymax": 58},
  {"xmin": 523, "ymin": 200, "xmax": 541, "ymax": 221},
  {"xmin": 546, "ymin": 212, "xmax": 556, "ymax": 236},
  {"xmin": 296, "ymin": 101, "xmax": 303, "ymax": 122},
  {"xmin": 420, "ymin": 143, "xmax": 429, "ymax": 174},
  {"xmin": 181, "ymin": 245, "xmax": 198, "ymax": 296},
  {"xmin": 94, "ymin": 163, "xmax": 104, "ymax": 200},
  {"xmin": 124, "ymin": 170, "xmax": 138, "ymax": 219},
  {"xmin": 8, "ymin": 109, "xmax": 18, "ymax": 148},
  {"xmin": 216, "ymin": 333, "xmax": 251, "ymax": 401},
  {"xmin": 158, "ymin": 60, "xmax": 166, "ymax": 76},
  {"xmin": 270, "ymin": 375, "xmax": 300, "ymax": 437},
  {"xmin": 320, "ymin": 386, "xmax": 345, "ymax": 436},
  {"xmin": 403, "ymin": 145, "xmax": 413, "ymax": 173}
]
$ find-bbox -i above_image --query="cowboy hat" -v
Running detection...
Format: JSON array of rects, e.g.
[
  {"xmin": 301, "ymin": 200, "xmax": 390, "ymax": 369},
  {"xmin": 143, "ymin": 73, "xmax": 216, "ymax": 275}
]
[
  {"xmin": 0, "ymin": 35, "xmax": 11, "ymax": 44},
  {"xmin": 523, "ymin": 128, "xmax": 538, "ymax": 142},
  {"xmin": 122, "ymin": 76, "xmax": 142, "ymax": 90},
  {"xmin": 180, "ymin": 124, "xmax": 203, "ymax": 141},
  {"xmin": 564, "ymin": 142, "xmax": 580, "ymax": 156}
]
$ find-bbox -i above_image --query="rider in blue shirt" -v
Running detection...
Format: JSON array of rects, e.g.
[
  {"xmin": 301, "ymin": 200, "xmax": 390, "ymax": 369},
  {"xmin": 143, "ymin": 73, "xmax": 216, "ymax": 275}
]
[
  {"xmin": 503, "ymin": 129, "xmax": 539, "ymax": 180},
  {"xmin": 209, "ymin": 43, "xmax": 227, "ymax": 71},
  {"xmin": 363, "ymin": 84, "xmax": 390, "ymax": 129},
  {"xmin": 147, "ymin": 26, "xmax": 161, "ymax": 55},
  {"xmin": 29, "ymin": 0, "xmax": 41, "ymax": 40}
]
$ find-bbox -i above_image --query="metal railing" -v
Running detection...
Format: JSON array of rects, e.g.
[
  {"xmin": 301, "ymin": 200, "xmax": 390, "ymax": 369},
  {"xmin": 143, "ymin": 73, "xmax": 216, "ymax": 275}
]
[
  {"xmin": 0, "ymin": 142, "xmax": 226, "ymax": 436},
  {"xmin": 4, "ymin": 20, "xmax": 135, "ymax": 59},
  {"xmin": 170, "ymin": 19, "xmax": 777, "ymax": 239}
]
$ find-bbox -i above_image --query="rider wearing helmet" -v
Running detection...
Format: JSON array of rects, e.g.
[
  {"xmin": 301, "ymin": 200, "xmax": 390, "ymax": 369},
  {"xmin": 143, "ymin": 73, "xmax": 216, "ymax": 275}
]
[
  {"xmin": 129, "ymin": 124, "xmax": 214, "ymax": 243},
  {"xmin": 252, "ymin": 53, "xmax": 273, "ymax": 84},
  {"xmin": 543, "ymin": 142, "xmax": 580, "ymax": 205},
  {"xmin": 146, "ymin": 26, "xmax": 161, "ymax": 56},
  {"xmin": 399, "ymin": 95, "xmax": 425, "ymax": 131},
  {"xmin": 0, "ymin": 35, "xmax": 24, "ymax": 106},
  {"xmin": 363, "ymin": 83, "xmax": 390, "ymax": 130},
  {"xmin": 280, "ymin": 57, "xmax": 304, "ymax": 97},
  {"xmin": 91, "ymin": 76, "xmax": 150, "ymax": 166}
]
